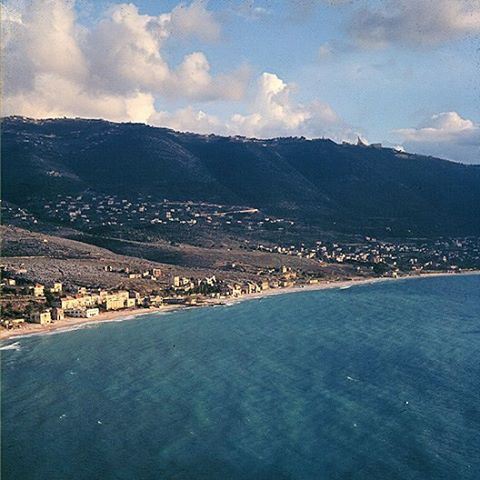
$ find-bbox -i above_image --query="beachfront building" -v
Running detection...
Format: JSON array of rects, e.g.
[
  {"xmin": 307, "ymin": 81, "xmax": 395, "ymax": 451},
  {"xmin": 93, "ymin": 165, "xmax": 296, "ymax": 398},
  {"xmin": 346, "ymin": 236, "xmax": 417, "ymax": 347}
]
[
  {"xmin": 29, "ymin": 310, "xmax": 52, "ymax": 325},
  {"xmin": 144, "ymin": 295, "xmax": 163, "ymax": 307},
  {"xmin": 163, "ymin": 297, "xmax": 187, "ymax": 305},
  {"xmin": 56, "ymin": 295, "xmax": 96, "ymax": 310},
  {"xmin": 241, "ymin": 282, "xmax": 261, "ymax": 295},
  {"xmin": 52, "ymin": 308, "xmax": 65, "ymax": 321},
  {"xmin": 104, "ymin": 291, "xmax": 130, "ymax": 310},
  {"xmin": 1, "ymin": 318, "xmax": 25, "ymax": 329},
  {"xmin": 55, "ymin": 290, "xmax": 132, "ymax": 311},
  {"xmin": 65, "ymin": 308, "xmax": 100, "ymax": 318},
  {"xmin": 260, "ymin": 280, "xmax": 270, "ymax": 290},
  {"xmin": 224, "ymin": 284, "xmax": 242, "ymax": 297}
]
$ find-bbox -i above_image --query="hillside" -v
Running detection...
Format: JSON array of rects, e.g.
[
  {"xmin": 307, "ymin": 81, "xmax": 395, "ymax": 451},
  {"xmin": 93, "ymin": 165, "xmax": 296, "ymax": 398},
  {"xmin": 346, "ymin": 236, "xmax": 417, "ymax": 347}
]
[{"xmin": 2, "ymin": 116, "xmax": 479, "ymax": 236}]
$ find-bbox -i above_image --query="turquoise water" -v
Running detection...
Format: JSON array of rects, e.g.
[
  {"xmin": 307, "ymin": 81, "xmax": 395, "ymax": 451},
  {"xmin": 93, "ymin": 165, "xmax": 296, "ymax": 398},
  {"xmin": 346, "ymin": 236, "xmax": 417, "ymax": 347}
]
[{"xmin": 2, "ymin": 275, "xmax": 480, "ymax": 480}]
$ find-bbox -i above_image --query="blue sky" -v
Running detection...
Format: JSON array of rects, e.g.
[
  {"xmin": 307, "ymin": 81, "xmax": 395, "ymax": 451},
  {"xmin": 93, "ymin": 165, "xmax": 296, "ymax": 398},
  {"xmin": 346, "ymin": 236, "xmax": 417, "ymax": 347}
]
[{"xmin": 2, "ymin": 0, "xmax": 479, "ymax": 163}]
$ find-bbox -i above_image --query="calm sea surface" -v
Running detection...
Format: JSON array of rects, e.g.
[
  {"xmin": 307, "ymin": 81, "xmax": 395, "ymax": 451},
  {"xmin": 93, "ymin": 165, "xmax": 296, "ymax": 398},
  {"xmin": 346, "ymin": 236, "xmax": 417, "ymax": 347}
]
[{"xmin": 2, "ymin": 275, "xmax": 480, "ymax": 480}]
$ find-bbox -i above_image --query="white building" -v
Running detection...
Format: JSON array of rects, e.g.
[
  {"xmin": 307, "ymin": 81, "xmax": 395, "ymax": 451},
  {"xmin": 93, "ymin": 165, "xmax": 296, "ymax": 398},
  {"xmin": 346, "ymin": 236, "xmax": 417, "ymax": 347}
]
[{"xmin": 65, "ymin": 308, "xmax": 100, "ymax": 318}]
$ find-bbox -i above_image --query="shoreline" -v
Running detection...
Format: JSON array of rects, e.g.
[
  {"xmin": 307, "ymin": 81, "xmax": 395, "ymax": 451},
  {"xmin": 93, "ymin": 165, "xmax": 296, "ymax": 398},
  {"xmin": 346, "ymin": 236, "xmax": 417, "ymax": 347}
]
[{"xmin": 1, "ymin": 270, "xmax": 479, "ymax": 342}]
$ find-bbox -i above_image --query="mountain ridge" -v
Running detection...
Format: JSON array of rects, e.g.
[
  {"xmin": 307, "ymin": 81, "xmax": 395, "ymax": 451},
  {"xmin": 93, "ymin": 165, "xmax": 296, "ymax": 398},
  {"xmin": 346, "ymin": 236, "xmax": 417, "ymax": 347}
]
[{"xmin": 2, "ymin": 116, "xmax": 479, "ymax": 236}]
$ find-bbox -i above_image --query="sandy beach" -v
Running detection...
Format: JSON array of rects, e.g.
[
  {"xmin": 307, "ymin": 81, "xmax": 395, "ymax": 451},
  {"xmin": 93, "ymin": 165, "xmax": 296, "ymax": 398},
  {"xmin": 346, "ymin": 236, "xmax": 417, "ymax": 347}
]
[{"xmin": 1, "ymin": 270, "xmax": 478, "ymax": 342}]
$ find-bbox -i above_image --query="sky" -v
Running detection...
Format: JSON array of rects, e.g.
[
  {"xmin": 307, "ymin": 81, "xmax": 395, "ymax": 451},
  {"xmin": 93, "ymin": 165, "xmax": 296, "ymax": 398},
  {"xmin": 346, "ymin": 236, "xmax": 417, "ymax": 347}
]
[{"xmin": 2, "ymin": 0, "xmax": 479, "ymax": 163}]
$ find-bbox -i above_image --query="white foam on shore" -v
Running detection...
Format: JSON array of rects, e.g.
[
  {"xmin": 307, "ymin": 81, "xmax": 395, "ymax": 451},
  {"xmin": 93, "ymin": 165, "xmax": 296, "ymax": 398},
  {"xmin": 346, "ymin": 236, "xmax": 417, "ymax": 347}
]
[{"xmin": 0, "ymin": 341, "xmax": 21, "ymax": 351}]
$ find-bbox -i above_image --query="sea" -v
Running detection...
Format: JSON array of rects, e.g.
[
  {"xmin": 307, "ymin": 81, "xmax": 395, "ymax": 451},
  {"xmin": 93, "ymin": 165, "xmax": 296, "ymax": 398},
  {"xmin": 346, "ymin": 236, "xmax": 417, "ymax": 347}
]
[{"xmin": 2, "ymin": 274, "xmax": 479, "ymax": 480}]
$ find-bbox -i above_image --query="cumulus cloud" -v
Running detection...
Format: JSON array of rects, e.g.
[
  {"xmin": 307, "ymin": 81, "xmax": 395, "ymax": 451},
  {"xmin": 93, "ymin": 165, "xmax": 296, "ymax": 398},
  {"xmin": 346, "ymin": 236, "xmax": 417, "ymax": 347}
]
[
  {"xmin": 348, "ymin": 0, "xmax": 480, "ymax": 49},
  {"xmin": 228, "ymin": 72, "xmax": 355, "ymax": 140},
  {"xmin": 145, "ymin": 72, "xmax": 354, "ymax": 141},
  {"xmin": 1, "ymin": 0, "xmax": 353, "ymax": 142},
  {"xmin": 168, "ymin": 0, "xmax": 221, "ymax": 41},
  {"xmin": 2, "ymin": 0, "xmax": 88, "ymax": 97},
  {"xmin": 3, "ymin": 74, "xmax": 157, "ymax": 123},
  {"xmin": 1, "ymin": 0, "xmax": 247, "ymax": 122},
  {"xmin": 395, "ymin": 112, "xmax": 480, "ymax": 164}
]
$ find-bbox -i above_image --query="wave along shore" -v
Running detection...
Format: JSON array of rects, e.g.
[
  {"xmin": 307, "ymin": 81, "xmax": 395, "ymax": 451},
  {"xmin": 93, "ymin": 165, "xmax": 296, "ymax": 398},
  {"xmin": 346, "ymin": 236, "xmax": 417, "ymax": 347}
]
[{"xmin": 1, "ymin": 271, "xmax": 479, "ymax": 342}]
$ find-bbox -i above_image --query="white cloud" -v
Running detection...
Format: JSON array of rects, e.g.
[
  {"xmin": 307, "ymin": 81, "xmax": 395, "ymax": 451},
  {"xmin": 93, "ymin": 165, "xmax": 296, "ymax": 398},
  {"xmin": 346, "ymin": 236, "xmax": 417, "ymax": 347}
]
[
  {"xmin": 145, "ymin": 71, "xmax": 355, "ymax": 141},
  {"xmin": 86, "ymin": 2, "xmax": 244, "ymax": 100},
  {"xmin": 2, "ymin": 0, "xmax": 88, "ymax": 97},
  {"xmin": 3, "ymin": 74, "xmax": 156, "ymax": 123},
  {"xmin": 348, "ymin": 0, "xmax": 480, "ymax": 49},
  {"xmin": 149, "ymin": 106, "xmax": 221, "ymax": 134},
  {"xmin": 167, "ymin": 52, "xmax": 250, "ymax": 101},
  {"xmin": 395, "ymin": 112, "xmax": 480, "ymax": 164},
  {"xmin": 1, "ymin": 0, "xmax": 247, "ymax": 121},
  {"xmin": 228, "ymin": 72, "xmax": 354, "ymax": 140},
  {"xmin": 168, "ymin": 0, "xmax": 221, "ymax": 41},
  {"xmin": 1, "ymin": 0, "xmax": 353, "ymax": 142}
]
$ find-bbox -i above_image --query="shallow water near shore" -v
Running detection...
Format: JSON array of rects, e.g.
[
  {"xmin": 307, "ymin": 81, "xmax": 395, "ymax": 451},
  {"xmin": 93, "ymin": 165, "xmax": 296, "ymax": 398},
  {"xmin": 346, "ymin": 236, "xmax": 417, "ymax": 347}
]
[{"xmin": 2, "ymin": 275, "xmax": 480, "ymax": 479}]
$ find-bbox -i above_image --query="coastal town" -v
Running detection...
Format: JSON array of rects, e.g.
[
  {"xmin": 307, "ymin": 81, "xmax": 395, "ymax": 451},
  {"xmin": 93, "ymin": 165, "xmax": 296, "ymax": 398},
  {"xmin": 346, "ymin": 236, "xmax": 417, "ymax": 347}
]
[
  {"xmin": 2, "ymin": 193, "xmax": 480, "ymax": 338},
  {"xmin": 2, "ymin": 237, "xmax": 479, "ymax": 338},
  {"xmin": 0, "ymin": 262, "xmax": 329, "ymax": 335}
]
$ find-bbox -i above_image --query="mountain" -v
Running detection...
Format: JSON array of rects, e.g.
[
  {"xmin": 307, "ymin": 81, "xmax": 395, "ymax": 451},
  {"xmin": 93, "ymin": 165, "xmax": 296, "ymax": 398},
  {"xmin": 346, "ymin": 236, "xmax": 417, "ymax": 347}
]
[{"xmin": 2, "ymin": 116, "xmax": 479, "ymax": 236}]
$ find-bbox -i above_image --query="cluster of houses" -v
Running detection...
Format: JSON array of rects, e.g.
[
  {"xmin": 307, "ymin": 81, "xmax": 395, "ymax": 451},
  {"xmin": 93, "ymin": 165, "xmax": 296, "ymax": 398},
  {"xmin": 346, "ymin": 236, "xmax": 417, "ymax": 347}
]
[
  {"xmin": 35, "ymin": 192, "xmax": 294, "ymax": 235},
  {"xmin": 255, "ymin": 237, "xmax": 480, "ymax": 273},
  {"xmin": 0, "ymin": 277, "xmax": 138, "ymax": 328},
  {"xmin": 1, "ymin": 265, "xmax": 308, "ymax": 330},
  {"xmin": 103, "ymin": 265, "xmax": 162, "ymax": 281},
  {"xmin": 167, "ymin": 266, "xmax": 300, "ymax": 299}
]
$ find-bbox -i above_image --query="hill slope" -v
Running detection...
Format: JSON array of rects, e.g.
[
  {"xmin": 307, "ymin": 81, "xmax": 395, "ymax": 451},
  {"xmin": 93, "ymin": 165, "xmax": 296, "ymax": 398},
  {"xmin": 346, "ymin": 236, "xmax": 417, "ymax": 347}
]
[{"xmin": 2, "ymin": 116, "xmax": 479, "ymax": 236}]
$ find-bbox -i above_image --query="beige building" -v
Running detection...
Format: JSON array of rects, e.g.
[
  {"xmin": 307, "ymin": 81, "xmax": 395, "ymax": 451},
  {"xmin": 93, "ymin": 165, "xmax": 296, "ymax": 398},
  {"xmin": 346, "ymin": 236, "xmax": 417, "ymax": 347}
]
[
  {"xmin": 32, "ymin": 284, "xmax": 45, "ymax": 297},
  {"xmin": 52, "ymin": 308, "xmax": 65, "ymax": 321},
  {"xmin": 57, "ymin": 295, "xmax": 95, "ymax": 310},
  {"xmin": 226, "ymin": 284, "xmax": 242, "ymax": 297},
  {"xmin": 1, "ymin": 318, "xmax": 25, "ymax": 329},
  {"xmin": 172, "ymin": 276, "xmax": 192, "ymax": 289},
  {"xmin": 104, "ymin": 291, "xmax": 130, "ymax": 310},
  {"xmin": 145, "ymin": 295, "xmax": 163, "ymax": 307},
  {"xmin": 29, "ymin": 310, "xmax": 52, "ymax": 325},
  {"xmin": 260, "ymin": 280, "xmax": 270, "ymax": 290},
  {"xmin": 57, "ymin": 290, "xmax": 131, "ymax": 312},
  {"xmin": 50, "ymin": 282, "xmax": 63, "ymax": 293}
]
